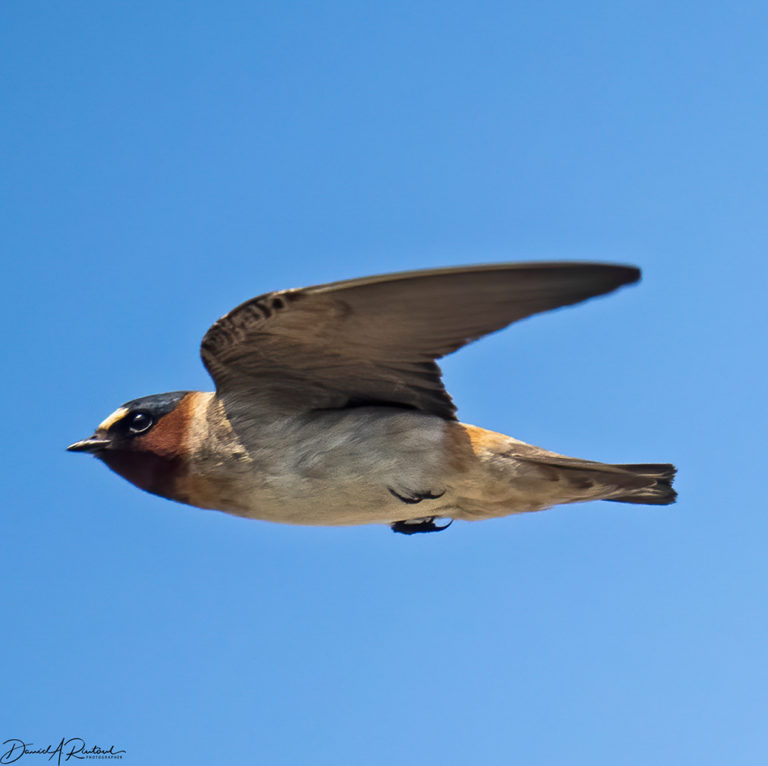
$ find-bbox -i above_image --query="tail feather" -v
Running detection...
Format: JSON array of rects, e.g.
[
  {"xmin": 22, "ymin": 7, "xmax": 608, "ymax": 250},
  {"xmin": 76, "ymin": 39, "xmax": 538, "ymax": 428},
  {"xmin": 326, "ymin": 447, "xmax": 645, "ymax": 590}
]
[
  {"xmin": 605, "ymin": 463, "xmax": 677, "ymax": 505},
  {"xmin": 515, "ymin": 453, "xmax": 678, "ymax": 507}
]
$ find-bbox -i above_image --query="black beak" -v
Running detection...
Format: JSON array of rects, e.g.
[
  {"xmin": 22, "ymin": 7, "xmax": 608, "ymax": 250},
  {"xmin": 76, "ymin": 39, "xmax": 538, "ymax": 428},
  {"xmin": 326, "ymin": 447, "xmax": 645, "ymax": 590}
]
[{"xmin": 67, "ymin": 436, "xmax": 111, "ymax": 454}]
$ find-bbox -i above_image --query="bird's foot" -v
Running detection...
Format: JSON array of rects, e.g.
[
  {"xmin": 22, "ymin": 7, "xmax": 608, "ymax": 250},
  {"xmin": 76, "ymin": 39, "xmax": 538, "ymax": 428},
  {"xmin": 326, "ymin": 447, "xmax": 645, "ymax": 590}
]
[
  {"xmin": 388, "ymin": 487, "xmax": 445, "ymax": 504},
  {"xmin": 391, "ymin": 517, "xmax": 453, "ymax": 535}
]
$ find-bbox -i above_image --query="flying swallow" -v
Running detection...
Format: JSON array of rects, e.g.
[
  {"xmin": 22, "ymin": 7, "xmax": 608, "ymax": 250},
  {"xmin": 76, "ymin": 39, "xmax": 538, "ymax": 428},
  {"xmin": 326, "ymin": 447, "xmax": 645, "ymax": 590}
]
[{"xmin": 68, "ymin": 263, "xmax": 676, "ymax": 533}]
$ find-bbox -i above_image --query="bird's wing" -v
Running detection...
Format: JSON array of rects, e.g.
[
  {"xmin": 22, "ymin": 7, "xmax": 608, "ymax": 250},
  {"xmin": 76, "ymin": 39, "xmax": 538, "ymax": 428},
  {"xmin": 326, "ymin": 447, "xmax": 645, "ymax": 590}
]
[{"xmin": 200, "ymin": 262, "xmax": 640, "ymax": 419}]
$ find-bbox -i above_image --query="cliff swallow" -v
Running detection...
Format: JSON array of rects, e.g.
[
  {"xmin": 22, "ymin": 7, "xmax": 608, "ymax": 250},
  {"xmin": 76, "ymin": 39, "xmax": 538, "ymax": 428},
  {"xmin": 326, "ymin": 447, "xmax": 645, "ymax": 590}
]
[{"xmin": 68, "ymin": 263, "xmax": 676, "ymax": 533}]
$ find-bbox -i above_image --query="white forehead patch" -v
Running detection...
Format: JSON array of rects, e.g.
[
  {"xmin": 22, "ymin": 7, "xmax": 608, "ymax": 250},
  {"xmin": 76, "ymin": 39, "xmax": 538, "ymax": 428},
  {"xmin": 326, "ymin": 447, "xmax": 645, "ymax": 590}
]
[{"xmin": 97, "ymin": 406, "xmax": 130, "ymax": 431}]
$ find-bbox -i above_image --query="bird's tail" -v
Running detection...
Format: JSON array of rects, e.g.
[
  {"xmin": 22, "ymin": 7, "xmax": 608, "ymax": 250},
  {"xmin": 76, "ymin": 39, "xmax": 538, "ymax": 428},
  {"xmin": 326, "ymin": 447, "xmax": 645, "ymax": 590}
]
[
  {"xmin": 513, "ymin": 453, "xmax": 678, "ymax": 506},
  {"xmin": 603, "ymin": 463, "xmax": 677, "ymax": 505}
]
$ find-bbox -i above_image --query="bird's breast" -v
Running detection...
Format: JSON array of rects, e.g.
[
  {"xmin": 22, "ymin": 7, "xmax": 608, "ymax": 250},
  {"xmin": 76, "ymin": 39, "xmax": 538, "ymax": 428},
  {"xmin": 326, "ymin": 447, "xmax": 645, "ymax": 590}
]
[{"xmin": 175, "ymin": 407, "xmax": 457, "ymax": 523}]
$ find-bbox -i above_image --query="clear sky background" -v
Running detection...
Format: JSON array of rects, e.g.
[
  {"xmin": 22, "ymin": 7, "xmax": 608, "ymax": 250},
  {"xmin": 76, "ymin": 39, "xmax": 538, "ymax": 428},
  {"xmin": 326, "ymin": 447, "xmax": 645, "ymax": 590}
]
[{"xmin": 2, "ymin": 2, "xmax": 766, "ymax": 764}]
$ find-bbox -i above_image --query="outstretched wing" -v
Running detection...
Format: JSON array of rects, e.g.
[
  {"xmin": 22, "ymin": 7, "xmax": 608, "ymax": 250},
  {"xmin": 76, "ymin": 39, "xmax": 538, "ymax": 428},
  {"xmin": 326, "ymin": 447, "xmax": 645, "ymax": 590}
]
[{"xmin": 200, "ymin": 262, "xmax": 640, "ymax": 419}]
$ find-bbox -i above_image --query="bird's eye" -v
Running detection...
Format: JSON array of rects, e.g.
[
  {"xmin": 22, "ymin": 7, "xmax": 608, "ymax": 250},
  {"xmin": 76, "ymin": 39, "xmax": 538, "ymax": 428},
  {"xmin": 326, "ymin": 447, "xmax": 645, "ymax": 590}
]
[{"xmin": 128, "ymin": 411, "xmax": 154, "ymax": 435}]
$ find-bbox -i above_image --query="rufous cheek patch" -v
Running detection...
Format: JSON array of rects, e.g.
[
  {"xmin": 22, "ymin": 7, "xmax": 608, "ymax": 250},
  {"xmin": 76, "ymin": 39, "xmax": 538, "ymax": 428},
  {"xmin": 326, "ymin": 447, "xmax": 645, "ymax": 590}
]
[{"xmin": 136, "ymin": 393, "xmax": 197, "ymax": 460}]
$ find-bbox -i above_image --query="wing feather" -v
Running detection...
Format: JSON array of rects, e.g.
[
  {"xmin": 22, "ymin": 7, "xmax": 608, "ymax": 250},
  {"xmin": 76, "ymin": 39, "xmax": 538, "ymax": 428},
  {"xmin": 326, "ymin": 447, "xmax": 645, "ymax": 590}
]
[{"xmin": 200, "ymin": 262, "xmax": 640, "ymax": 418}]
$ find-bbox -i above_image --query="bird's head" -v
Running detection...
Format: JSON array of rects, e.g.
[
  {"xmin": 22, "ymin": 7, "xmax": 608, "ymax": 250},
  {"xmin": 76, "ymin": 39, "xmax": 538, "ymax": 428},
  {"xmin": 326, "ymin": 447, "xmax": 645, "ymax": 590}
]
[{"xmin": 67, "ymin": 391, "xmax": 197, "ymax": 499}]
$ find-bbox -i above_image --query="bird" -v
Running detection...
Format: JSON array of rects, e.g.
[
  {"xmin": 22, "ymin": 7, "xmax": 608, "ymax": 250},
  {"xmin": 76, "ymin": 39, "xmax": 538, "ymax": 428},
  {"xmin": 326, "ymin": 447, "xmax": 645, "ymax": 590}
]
[{"xmin": 68, "ymin": 262, "xmax": 676, "ymax": 534}]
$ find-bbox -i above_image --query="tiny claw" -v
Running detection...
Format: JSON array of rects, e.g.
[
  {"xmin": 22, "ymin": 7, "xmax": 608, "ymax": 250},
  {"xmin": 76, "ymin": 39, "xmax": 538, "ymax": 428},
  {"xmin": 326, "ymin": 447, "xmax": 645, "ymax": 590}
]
[
  {"xmin": 391, "ymin": 517, "xmax": 453, "ymax": 535},
  {"xmin": 388, "ymin": 487, "xmax": 446, "ymax": 504}
]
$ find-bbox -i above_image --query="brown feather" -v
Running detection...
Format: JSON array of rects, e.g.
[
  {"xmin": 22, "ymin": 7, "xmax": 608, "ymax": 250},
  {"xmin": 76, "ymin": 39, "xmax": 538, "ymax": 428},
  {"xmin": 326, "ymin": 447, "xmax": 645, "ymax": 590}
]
[
  {"xmin": 200, "ymin": 262, "xmax": 640, "ymax": 419},
  {"xmin": 99, "ymin": 393, "xmax": 198, "ymax": 500}
]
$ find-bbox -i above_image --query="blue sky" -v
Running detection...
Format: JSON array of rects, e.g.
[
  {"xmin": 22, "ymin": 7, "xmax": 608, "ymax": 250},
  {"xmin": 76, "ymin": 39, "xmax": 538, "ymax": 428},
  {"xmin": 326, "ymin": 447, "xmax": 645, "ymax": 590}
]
[{"xmin": 2, "ymin": 1, "xmax": 766, "ymax": 764}]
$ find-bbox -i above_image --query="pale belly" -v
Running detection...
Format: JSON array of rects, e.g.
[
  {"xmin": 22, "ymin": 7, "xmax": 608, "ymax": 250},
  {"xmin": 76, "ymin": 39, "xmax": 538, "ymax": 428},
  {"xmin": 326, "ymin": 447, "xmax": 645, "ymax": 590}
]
[
  {"xmin": 185, "ymin": 409, "xmax": 459, "ymax": 525},
  {"xmin": 180, "ymin": 408, "xmax": 620, "ymax": 527}
]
